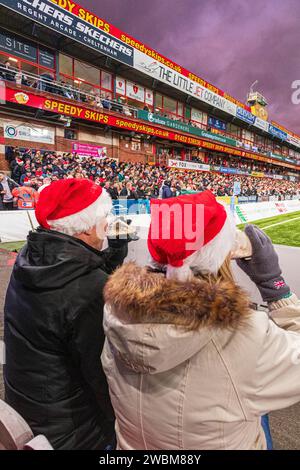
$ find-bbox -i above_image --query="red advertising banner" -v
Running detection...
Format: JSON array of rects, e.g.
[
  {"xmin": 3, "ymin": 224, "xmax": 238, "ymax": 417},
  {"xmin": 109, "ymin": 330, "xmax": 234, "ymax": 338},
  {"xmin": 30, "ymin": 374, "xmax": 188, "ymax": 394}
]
[
  {"xmin": 4, "ymin": 87, "xmax": 298, "ymax": 170},
  {"xmin": 5, "ymin": 87, "xmax": 172, "ymax": 138}
]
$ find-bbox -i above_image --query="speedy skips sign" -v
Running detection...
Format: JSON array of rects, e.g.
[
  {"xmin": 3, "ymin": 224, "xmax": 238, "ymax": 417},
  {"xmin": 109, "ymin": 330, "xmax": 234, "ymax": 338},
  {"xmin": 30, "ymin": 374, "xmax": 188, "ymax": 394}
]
[{"xmin": 0, "ymin": 0, "xmax": 134, "ymax": 66}]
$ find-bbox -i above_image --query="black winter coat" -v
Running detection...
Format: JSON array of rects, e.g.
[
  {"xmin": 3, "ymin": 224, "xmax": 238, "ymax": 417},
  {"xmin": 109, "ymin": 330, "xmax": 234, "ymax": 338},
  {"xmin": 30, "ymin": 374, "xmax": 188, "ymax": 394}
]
[{"xmin": 4, "ymin": 228, "xmax": 128, "ymax": 450}]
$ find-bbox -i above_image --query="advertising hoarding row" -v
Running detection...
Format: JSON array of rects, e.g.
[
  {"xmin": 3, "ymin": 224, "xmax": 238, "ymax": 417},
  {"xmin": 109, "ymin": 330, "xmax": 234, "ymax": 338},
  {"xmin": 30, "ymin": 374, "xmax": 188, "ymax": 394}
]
[
  {"xmin": 48, "ymin": 0, "xmax": 249, "ymax": 110},
  {"xmin": 133, "ymin": 49, "xmax": 238, "ymax": 117},
  {"xmin": 137, "ymin": 110, "xmax": 237, "ymax": 147},
  {"xmin": 1, "ymin": 0, "xmax": 300, "ymax": 151},
  {"xmin": 235, "ymin": 199, "xmax": 300, "ymax": 224}
]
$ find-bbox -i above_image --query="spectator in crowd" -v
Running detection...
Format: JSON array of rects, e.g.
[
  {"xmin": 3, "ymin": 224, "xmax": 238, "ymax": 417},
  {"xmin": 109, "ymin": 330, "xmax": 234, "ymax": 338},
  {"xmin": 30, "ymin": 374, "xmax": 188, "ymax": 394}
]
[
  {"xmin": 122, "ymin": 99, "xmax": 132, "ymax": 117},
  {"xmin": 38, "ymin": 72, "xmax": 55, "ymax": 92},
  {"xmin": 120, "ymin": 182, "xmax": 138, "ymax": 200},
  {"xmin": 102, "ymin": 191, "xmax": 300, "ymax": 450},
  {"xmin": 11, "ymin": 182, "xmax": 38, "ymax": 210},
  {"xmin": 102, "ymin": 95, "xmax": 112, "ymax": 110},
  {"xmin": 136, "ymin": 182, "xmax": 147, "ymax": 199},
  {"xmin": 4, "ymin": 178, "xmax": 134, "ymax": 450},
  {"xmin": 104, "ymin": 181, "xmax": 119, "ymax": 200},
  {"xmin": 1, "ymin": 60, "xmax": 16, "ymax": 82},
  {"xmin": 0, "ymin": 172, "xmax": 19, "ymax": 210},
  {"xmin": 19, "ymin": 170, "xmax": 32, "ymax": 185},
  {"xmin": 94, "ymin": 94, "xmax": 104, "ymax": 109},
  {"xmin": 10, "ymin": 155, "xmax": 25, "ymax": 183},
  {"xmin": 37, "ymin": 177, "xmax": 52, "ymax": 193},
  {"xmin": 60, "ymin": 80, "xmax": 74, "ymax": 100},
  {"xmin": 162, "ymin": 180, "xmax": 174, "ymax": 199},
  {"xmin": 4, "ymin": 146, "xmax": 16, "ymax": 164}
]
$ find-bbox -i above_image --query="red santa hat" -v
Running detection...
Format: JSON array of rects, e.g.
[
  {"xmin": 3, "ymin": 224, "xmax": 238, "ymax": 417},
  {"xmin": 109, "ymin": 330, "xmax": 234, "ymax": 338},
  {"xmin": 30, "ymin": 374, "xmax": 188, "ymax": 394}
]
[
  {"xmin": 148, "ymin": 191, "xmax": 236, "ymax": 280},
  {"xmin": 36, "ymin": 179, "xmax": 112, "ymax": 234}
]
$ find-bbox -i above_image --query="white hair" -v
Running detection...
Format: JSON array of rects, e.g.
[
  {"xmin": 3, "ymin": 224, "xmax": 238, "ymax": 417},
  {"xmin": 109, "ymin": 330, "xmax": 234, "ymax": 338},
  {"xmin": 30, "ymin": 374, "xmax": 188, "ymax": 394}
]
[{"xmin": 48, "ymin": 189, "xmax": 112, "ymax": 236}]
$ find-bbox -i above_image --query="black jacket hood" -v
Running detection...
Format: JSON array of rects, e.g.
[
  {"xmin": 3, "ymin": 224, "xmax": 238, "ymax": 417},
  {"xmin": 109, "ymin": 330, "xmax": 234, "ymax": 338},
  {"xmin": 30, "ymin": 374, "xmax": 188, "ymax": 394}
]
[{"xmin": 14, "ymin": 228, "xmax": 106, "ymax": 290}]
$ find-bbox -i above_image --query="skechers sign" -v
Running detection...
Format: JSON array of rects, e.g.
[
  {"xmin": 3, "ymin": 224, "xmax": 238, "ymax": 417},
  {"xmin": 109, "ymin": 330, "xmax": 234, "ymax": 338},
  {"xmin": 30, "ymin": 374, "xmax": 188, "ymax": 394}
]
[
  {"xmin": 0, "ymin": 0, "xmax": 134, "ymax": 66},
  {"xmin": 236, "ymin": 107, "xmax": 256, "ymax": 125},
  {"xmin": 268, "ymin": 124, "xmax": 287, "ymax": 141}
]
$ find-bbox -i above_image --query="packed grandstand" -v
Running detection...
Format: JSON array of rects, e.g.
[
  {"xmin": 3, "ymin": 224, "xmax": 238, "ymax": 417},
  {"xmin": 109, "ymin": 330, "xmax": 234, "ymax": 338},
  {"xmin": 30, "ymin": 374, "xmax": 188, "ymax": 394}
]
[
  {"xmin": 0, "ymin": 0, "xmax": 300, "ymax": 183},
  {"xmin": 0, "ymin": 147, "xmax": 299, "ymax": 212}
]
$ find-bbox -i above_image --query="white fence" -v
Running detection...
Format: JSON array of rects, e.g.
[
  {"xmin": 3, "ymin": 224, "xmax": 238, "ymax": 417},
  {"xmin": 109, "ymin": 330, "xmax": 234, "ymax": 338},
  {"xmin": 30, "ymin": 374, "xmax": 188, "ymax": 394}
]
[
  {"xmin": 234, "ymin": 198, "xmax": 300, "ymax": 223},
  {"xmin": 1, "ymin": 200, "xmax": 300, "ymax": 243},
  {"xmin": 0, "ymin": 211, "xmax": 38, "ymax": 243}
]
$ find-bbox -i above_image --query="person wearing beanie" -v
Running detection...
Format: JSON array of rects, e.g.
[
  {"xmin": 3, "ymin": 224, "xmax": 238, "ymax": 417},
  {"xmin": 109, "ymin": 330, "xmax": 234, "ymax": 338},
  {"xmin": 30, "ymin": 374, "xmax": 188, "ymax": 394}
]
[
  {"xmin": 102, "ymin": 191, "xmax": 300, "ymax": 450},
  {"xmin": 4, "ymin": 179, "xmax": 134, "ymax": 450}
]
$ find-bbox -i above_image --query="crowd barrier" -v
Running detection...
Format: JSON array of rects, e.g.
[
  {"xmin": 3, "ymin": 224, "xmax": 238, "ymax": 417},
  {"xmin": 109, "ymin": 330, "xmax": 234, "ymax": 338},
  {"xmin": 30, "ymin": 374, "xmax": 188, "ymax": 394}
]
[
  {"xmin": 1, "ymin": 199, "xmax": 300, "ymax": 243},
  {"xmin": 1, "ymin": 203, "xmax": 300, "ymax": 302},
  {"xmin": 235, "ymin": 198, "xmax": 300, "ymax": 224},
  {"xmin": 0, "ymin": 210, "xmax": 37, "ymax": 243}
]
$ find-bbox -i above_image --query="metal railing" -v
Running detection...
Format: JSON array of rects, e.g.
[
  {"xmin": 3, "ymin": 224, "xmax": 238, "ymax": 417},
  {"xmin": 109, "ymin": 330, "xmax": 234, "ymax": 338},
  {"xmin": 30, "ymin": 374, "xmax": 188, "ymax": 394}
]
[{"xmin": 0, "ymin": 64, "xmax": 139, "ymax": 118}]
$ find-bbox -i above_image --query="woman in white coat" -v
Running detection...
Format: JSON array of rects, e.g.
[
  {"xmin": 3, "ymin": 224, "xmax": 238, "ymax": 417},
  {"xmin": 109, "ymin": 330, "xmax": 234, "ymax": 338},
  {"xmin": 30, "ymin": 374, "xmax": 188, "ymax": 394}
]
[{"xmin": 102, "ymin": 191, "xmax": 300, "ymax": 450}]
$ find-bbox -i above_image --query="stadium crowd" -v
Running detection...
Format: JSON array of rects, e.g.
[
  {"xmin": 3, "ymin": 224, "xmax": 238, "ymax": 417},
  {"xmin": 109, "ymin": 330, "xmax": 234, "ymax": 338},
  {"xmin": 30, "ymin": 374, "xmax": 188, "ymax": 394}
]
[{"xmin": 0, "ymin": 146, "xmax": 299, "ymax": 210}]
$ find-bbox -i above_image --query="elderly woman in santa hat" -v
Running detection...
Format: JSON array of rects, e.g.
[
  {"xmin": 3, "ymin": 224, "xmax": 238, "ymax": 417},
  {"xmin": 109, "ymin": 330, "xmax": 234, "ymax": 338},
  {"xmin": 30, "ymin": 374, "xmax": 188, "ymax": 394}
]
[
  {"xmin": 4, "ymin": 178, "xmax": 134, "ymax": 450},
  {"xmin": 102, "ymin": 190, "xmax": 300, "ymax": 450}
]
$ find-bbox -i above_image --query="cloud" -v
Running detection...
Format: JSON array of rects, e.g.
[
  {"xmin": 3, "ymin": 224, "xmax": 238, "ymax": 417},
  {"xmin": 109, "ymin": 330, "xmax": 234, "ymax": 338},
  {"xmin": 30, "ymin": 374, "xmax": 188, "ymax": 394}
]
[{"xmin": 80, "ymin": 0, "xmax": 300, "ymax": 133}]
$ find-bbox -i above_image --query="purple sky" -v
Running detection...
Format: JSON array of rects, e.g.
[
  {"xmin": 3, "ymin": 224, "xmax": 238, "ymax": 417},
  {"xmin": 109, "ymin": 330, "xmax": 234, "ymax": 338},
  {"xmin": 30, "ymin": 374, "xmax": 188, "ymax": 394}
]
[{"xmin": 80, "ymin": 0, "xmax": 300, "ymax": 133}]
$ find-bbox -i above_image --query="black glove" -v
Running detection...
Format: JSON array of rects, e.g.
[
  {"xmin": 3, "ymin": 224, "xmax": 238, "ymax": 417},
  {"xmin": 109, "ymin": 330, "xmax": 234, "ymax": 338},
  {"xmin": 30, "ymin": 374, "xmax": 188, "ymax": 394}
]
[
  {"xmin": 236, "ymin": 225, "xmax": 290, "ymax": 303},
  {"xmin": 107, "ymin": 218, "xmax": 139, "ymax": 250}
]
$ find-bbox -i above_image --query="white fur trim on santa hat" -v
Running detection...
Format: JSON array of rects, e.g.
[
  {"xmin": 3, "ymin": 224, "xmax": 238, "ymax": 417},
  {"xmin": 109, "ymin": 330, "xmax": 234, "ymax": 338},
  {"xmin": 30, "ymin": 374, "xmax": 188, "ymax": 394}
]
[{"xmin": 48, "ymin": 188, "xmax": 112, "ymax": 236}]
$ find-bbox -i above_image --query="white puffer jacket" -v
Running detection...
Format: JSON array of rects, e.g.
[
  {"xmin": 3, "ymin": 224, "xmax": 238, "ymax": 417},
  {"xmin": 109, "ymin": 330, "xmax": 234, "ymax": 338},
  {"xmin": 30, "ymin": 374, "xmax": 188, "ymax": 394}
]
[{"xmin": 102, "ymin": 263, "xmax": 300, "ymax": 450}]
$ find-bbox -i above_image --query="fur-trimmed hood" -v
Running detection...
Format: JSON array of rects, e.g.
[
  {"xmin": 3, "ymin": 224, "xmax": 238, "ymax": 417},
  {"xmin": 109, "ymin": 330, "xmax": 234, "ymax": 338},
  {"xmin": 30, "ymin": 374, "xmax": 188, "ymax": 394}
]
[{"xmin": 103, "ymin": 262, "xmax": 250, "ymax": 374}]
